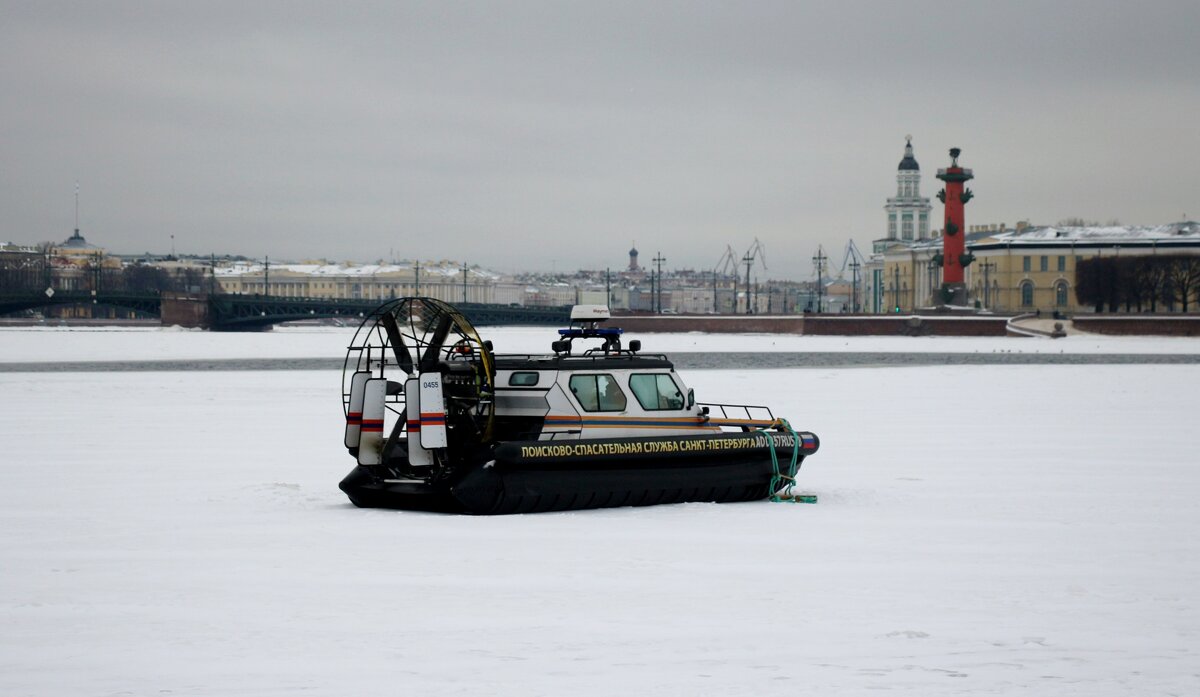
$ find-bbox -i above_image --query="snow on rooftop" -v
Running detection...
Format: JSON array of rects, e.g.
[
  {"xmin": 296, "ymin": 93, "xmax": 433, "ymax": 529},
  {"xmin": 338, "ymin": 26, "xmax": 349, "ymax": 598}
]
[
  {"xmin": 989, "ymin": 221, "xmax": 1200, "ymax": 244},
  {"xmin": 214, "ymin": 261, "xmax": 503, "ymax": 278}
]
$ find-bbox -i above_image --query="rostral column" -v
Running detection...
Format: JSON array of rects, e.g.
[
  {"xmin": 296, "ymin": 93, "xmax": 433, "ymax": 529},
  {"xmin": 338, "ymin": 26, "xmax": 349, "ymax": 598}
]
[{"xmin": 935, "ymin": 148, "xmax": 975, "ymax": 306}]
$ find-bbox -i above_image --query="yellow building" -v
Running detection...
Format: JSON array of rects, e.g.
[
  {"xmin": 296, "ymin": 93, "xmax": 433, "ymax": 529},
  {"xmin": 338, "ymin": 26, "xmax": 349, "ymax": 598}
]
[
  {"xmin": 51, "ymin": 229, "xmax": 122, "ymax": 293},
  {"xmin": 871, "ymin": 237, "xmax": 953, "ymax": 313},
  {"xmin": 969, "ymin": 222, "xmax": 1200, "ymax": 313},
  {"xmin": 872, "ymin": 221, "xmax": 1200, "ymax": 313}
]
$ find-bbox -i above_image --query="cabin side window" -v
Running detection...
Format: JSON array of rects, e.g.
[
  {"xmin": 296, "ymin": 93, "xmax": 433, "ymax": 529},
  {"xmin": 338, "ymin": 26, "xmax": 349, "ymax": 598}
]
[
  {"xmin": 629, "ymin": 374, "xmax": 685, "ymax": 411},
  {"xmin": 568, "ymin": 374, "xmax": 627, "ymax": 412},
  {"xmin": 508, "ymin": 372, "xmax": 540, "ymax": 387}
]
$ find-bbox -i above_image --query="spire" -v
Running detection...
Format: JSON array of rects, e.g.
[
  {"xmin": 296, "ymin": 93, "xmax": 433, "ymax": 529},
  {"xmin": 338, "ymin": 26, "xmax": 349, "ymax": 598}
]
[
  {"xmin": 898, "ymin": 135, "xmax": 919, "ymax": 171},
  {"xmin": 64, "ymin": 181, "xmax": 88, "ymax": 247}
]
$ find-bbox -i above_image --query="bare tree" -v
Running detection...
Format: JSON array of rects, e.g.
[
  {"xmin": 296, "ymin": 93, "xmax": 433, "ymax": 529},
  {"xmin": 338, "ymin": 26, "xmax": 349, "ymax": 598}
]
[
  {"xmin": 1138, "ymin": 258, "xmax": 1168, "ymax": 312},
  {"xmin": 1165, "ymin": 256, "xmax": 1200, "ymax": 312},
  {"xmin": 121, "ymin": 264, "xmax": 171, "ymax": 292},
  {"xmin": 1076, "ymin": 257, "xmax": 1121, "ymax": 312}
]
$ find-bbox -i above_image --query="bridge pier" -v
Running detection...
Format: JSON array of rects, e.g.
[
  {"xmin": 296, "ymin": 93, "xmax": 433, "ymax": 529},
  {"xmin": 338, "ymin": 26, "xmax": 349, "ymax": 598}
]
[{"xmin": 161, "ymin": 292, "xmax": 211, "ymax": 329}]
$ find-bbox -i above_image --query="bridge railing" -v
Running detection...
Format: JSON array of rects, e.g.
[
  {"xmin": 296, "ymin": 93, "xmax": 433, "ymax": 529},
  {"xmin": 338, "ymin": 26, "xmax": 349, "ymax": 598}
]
[{"xmin": 3, "ymin": 289, "xmax": 572, "ymax": 330}]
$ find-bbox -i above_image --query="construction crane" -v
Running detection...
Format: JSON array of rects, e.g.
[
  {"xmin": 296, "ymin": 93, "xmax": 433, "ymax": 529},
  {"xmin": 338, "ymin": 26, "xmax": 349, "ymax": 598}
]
[
  {"xmin": 835, "ymin": 239, "xmax": 866, "ymax": 278},
  {"xmin": 835, "ymin": 239, "xmax": 867, "ymax": 313},
  {"xmin": 741, "ymin": 238, "xmax": 767, "ymax": 314},
  {"xmin": 710, "ymin": 245, "xmax": 739, "ymax": 313},
  {"xmin": 713, "ymin": 245, "xmax": 739, "ymax": 277}
]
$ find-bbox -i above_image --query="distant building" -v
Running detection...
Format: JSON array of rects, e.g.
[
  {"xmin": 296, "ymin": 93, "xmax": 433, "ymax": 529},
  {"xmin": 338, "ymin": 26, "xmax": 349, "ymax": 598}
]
[
  {"xmin": 0, "ymin": 242, "xmax": 43, "ymax": 293},
  {"xmin": 880, "ymin": 137, "xmax": 933, "ymax": 249},
  {"xmin": 968, "ymin": 221, "xmax": 1200, "ymax": 313},
  {"xmin": 874, "ymin": 221, "xmax": 1200, "ymax": 313},
  {"xmin": 49, "ymin": 227, "xmax": 121, "ymax": 294},
  {"xmin": 859, "ymin": 136, "xmax": 1200, "ymax": 313},
  {"xmin": 863, "ymin": 138, "xmax": 935, "ymax": 312},
  {"xmin": 214, "ymin": 261, "xmax": 501, "ymax": 304}
]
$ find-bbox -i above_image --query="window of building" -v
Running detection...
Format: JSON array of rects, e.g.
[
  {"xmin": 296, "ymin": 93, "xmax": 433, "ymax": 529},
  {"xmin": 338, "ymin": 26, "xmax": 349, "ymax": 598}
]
[
  {"xmin": 1021, "ymin": 281, "xmax": 1034, "ymax": 306},
  {"xmin": 1055, "ymin": 282, "xmax": 1069, "ymax": 307},
  {"xmin": 919, "ymin": 213, "xmax": 928, "ymax": 238},
  {"xmin": 1057, "ymin": 256, "xmax": 1066, "ymax": 272},
  {"xmin": 888, "ymin": 214, "xmax": 896, "ymax": 239},
  {"xmin": 1040, "ymin": 256, "xmax": 1048, "ymax": 272},
  {"xmin": 1022, "ymin": 256, "xmax": 1031, "ymax": 272},
  {"xmin": 568, "ymin": 374, "xmax": 626, "ymax": 412},
  {"xmin": 629, "ymin": 374, "xmax": 685, "ymax": 411},
  {"xmin": 902, "ymin": 213, "xmax": 914, "ymax": 240}
]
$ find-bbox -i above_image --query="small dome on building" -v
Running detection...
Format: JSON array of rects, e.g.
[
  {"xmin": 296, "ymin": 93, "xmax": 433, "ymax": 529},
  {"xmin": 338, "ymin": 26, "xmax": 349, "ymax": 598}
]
[
  {"xmin": 61, "ymin": 229, "xmax": 94, "ymax": 249},
  {"xmin": 898, "ymin": 136, "xmax": 919, "ymax": 171}
]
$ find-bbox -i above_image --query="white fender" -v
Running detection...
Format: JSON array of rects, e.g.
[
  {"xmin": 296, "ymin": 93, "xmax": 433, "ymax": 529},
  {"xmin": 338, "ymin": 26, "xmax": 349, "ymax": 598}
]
[
  {"xmin": 418, "ymin": 372, "xmax": 448, "ymax": 448},
  {"xmin": 356, "ymin": 378, "xmax": 387, "ymax": 465},
  {"xmin": 406, "ymin": 377, "xmax": 433, "ymax": 466},
  {"xmin": 344, "ymin": 371, "xmax": 371, "ymax": 448}
]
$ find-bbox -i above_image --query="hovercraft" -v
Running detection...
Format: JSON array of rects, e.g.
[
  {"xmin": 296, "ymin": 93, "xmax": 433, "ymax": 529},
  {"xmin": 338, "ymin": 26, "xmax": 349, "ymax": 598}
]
[{"xmin": 339, "ymin": 298, "xmax": 819, "ymax": 514}]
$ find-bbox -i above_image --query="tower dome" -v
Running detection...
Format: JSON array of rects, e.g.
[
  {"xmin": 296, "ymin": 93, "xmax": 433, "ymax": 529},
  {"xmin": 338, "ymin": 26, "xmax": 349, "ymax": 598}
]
[
  {"xmin": 898, "ymin": 136, "xmax": 919, "ymax": 171},
  {"xmin": 882, "ymin": 136, "xmax": 932, "ymax": 245}
]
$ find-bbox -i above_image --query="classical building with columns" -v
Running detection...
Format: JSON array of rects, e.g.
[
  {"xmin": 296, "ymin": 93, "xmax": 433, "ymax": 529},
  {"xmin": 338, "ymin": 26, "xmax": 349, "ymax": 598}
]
[
  {"xmin": 860, "ymin": 137, "xmax": 1200, "ymax": 314},
  {"xmin": 863, "ymin": 137, "xmax": 933, "ymax": 312},
  {"xmin": 965, "ymin": 222, "xmax": 1200, "ymax": 313},
  {"xmin": 870, "ymin": 221, "xmax": 1200, "ymax": 314},
  {"xmin": 883, "ymin": 137, "xmax": 932, "ymax": 246}
]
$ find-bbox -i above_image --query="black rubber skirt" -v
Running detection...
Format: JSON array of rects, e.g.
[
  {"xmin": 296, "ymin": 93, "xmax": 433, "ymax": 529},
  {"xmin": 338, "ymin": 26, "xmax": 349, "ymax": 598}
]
[{"xmin": 339, "ymin": 430, "xmax": 819, "ymax": 515}]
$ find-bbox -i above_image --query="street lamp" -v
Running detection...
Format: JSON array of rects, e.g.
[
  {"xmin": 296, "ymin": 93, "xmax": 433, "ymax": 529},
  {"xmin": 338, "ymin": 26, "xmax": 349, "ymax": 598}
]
[{"xmin": 653, "ymin": 252, "xmax": 666, "ymax": 314}]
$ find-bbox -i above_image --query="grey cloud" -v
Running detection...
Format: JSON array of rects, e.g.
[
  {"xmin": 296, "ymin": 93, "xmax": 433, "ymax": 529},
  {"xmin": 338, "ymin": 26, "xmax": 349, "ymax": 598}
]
[{"xmin": 2, "ymin": 1, "xmax": 1198, "ymax": 277}]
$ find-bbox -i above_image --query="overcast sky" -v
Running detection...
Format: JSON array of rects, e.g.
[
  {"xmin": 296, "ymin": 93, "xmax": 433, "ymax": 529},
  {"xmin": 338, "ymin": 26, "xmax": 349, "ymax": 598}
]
[{"xmin": 3, "ymin": 1, "xmax": 1198, "ymax": 280}]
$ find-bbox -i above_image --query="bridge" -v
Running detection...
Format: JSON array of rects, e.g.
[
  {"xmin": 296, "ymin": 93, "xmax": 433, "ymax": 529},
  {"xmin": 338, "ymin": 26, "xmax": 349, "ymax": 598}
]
[
  {"xmin": 0, "ymin": 290, "xmax": 570, "ymax": 330},
  {"xmin": 0, "ymin": 289, "xmax": 163, "ymax": 317}
]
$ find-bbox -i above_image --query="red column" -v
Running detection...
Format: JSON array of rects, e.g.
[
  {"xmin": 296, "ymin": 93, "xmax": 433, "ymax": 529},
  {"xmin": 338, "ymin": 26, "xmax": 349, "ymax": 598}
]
[
  {"xmin": 936, "ymin": 149, "xmax": 974, "ymax": 287},
  {"xmin": 942, "ymin": 173, "xmax": 966, "ymax": 283}
]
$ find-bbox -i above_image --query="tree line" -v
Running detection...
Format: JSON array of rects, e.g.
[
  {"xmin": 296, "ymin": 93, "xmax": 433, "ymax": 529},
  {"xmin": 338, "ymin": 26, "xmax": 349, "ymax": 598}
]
[{"xmin": 1076, "ymin": 255, "xmax": 1200, "ymax": 312}]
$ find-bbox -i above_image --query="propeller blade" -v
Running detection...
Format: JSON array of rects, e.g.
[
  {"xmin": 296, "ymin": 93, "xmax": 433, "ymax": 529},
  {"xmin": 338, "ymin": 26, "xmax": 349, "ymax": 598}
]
[
  {"xmin": 419, "ymin": 314, "xmax": 453, "ymax": 372},
  {"xmin": 381, "ymin": 312, "xmax": 414, "ymax": 375}
]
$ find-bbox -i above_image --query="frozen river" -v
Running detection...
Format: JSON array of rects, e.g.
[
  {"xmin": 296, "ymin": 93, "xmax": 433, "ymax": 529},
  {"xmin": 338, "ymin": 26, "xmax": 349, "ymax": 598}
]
[{"xmin": 2, "ymin": 326, "xmax": 1198, "ymax": 695}]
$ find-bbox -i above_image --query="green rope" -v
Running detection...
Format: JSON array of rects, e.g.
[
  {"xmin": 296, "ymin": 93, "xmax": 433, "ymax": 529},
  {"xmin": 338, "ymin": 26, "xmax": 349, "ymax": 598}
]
[{"xmin": 764, "ymin": 418, "xmax": 802, "ymax": 503}]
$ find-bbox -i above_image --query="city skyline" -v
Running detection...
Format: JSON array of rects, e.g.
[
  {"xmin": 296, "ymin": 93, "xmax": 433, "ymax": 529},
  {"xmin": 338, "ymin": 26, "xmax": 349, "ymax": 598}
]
[{"xmin": 3, "ymin": 1, "xmax": 1198, "ymax": 281}]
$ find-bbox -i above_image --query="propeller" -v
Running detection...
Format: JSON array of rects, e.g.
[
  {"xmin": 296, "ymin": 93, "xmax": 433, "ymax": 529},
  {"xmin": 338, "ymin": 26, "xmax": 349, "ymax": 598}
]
[{"xmin": 381, "ymin": 312, "xmax": 414, "ymax": 375}]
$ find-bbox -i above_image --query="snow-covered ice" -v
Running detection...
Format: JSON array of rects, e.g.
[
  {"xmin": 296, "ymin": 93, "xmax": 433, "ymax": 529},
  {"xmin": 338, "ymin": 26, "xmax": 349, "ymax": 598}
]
[
  {"xmin": 2, "ymin": 323, "xmax": 1200, "ymax": 364},
  {"xmin": 1, "ymin": 327, "xmax": 1198, "ymax": 695}
]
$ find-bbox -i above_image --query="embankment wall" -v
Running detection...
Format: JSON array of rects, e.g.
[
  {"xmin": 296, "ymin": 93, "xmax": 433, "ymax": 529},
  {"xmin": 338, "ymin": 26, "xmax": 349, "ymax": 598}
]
[{"xmin": 611, "ymin": 314, "xmax": 1010, "ymax": 336}]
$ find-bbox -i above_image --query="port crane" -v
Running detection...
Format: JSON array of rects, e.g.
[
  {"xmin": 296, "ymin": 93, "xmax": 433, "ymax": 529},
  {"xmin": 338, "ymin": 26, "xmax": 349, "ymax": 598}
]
[
  {"xmin": 833, "ymin": 239, "xmax": 867, "ymax": 312},
  {"xmin": 741, "ymin": 239, "xmax": 767, "ymax": 314}
]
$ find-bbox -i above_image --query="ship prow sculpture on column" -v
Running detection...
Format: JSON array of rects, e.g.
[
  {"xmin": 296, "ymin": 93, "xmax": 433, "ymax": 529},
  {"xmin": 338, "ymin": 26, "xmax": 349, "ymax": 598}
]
[{"xmin": 935, "ymin": 147, "xmax": 975, "ymax": 307}]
